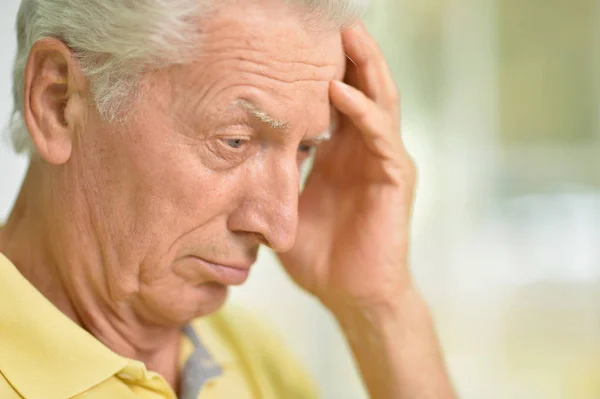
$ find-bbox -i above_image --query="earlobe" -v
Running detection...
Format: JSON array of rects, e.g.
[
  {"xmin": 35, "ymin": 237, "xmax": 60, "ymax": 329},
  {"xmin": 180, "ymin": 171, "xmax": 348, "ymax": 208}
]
[{"xmin": 23, "ymin": 38, "xmax": 85, "ymax": 165}]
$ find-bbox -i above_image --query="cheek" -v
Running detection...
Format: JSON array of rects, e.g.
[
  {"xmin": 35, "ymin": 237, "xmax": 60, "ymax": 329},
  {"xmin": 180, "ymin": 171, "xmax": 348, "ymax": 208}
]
[{"xmin": 126, "ymin": 133, "xmax": 250, "ymax": 230}]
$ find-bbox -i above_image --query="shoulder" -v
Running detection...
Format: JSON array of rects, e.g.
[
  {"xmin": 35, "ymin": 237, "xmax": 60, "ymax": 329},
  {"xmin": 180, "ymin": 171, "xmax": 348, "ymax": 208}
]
[{"xmin": 191, "ymin": 305, "xmax": 319, "ymax": 398}]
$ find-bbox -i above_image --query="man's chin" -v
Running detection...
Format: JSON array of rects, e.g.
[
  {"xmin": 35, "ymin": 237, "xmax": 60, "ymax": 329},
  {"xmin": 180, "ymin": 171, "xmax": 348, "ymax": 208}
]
[{"xmin": 136, "ymin": 282, "xmax": 229, "ymax": 326}]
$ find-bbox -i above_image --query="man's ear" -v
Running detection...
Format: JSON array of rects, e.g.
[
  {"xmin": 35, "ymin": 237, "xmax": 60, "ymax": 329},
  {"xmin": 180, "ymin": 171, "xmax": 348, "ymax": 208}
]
[{"xmin": 23, "ymin": 38, "xmax": 88, "ymax": 165}]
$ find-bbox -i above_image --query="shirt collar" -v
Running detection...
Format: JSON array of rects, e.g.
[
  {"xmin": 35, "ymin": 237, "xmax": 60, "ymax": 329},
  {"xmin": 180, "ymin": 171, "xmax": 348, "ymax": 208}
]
[{"xmin": 0, "ymin": 253, "xmax": 128, "ymax": 399}]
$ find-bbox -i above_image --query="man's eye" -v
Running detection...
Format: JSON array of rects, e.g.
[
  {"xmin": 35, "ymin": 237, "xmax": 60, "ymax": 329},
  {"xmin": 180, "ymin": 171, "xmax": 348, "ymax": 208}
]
[
  {"xmin": 298, "ymin": 143, "xmax": 314, "ymax": 153},
  {"xmin": 225, "ymin": 138, "xmax": 247, "ymax": 149}
]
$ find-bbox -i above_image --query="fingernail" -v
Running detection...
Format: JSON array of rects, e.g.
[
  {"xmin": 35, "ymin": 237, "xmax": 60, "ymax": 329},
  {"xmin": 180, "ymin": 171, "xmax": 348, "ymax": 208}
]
[
  {"xmin": 333, "ymin": 80, "xmax": 353, "ymax": 94},
  {"xmin": 332, "ymin": 81, "xmax": 357, "ymax": 105}
]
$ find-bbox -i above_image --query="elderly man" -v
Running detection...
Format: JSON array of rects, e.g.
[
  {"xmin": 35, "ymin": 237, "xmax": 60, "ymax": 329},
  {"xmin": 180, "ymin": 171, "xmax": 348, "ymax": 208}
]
[{"xmin": 0, "ymin": 0, "xmax": 455, "ymax": 398}]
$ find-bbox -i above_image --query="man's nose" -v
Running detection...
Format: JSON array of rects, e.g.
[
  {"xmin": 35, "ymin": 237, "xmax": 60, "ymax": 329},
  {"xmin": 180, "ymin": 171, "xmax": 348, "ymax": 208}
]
[{"xmin": 228, "ymin": 160, "xmax": 299, "ymax": 253}]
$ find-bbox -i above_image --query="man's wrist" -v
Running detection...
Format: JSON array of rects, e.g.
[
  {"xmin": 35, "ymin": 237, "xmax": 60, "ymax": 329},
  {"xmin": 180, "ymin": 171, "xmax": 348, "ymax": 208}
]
[
  {"xmin": 327, "ymin": 284, "xmax": 455, "ymax": 399},
  {"xmin": 326, "ymin": 283, "xmax": 424, "ymax": 336}
]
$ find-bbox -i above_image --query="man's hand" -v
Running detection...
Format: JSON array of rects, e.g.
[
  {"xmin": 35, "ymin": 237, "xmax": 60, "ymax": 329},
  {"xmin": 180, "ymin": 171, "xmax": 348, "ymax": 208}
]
[
  {"xmin": 278, "ymin": 23, "xmax": 455, "ymax": 399},
  {"xmin": 278, "ymin": 22, "xmax": 415, "ymax": 311}
]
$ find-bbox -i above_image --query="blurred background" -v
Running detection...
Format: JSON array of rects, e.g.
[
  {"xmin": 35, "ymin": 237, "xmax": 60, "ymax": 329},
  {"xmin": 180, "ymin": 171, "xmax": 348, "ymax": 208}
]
[{"xmin": 2, "ymin": 0, "xmax": 600, "ymax": 398}]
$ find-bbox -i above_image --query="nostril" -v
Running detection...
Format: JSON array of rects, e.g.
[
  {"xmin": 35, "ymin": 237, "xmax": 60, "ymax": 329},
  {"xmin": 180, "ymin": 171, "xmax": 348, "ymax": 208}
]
[{"xmin": 252, "ymin": 233, "xmax": 269, "ymax": 246}]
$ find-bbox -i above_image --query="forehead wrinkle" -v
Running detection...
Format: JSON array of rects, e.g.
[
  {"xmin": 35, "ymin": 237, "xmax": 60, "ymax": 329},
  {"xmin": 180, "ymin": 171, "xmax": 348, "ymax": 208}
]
[
  {"xmin": 206, "ymin": 42, "xmax": 341, "ymax": 70},
  {"xmin": 232, "ymin": 99, "xmax": 291, "ymax": 130},
  {"xmin": 199, "ymin": 40, "xmax": 342, "ymax": 82}
]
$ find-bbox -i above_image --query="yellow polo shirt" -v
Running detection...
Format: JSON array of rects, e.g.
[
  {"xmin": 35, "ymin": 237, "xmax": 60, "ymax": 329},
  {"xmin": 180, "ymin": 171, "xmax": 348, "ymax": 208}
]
[{"xmin": 0, "ymin": 253, "xmax": 317, "ymax": 399}]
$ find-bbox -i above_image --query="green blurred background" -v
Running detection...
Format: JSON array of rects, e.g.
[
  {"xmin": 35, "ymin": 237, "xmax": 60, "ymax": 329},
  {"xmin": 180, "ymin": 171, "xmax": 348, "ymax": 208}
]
[{"xmin": 361, "ymin": 1, "xmax": 600, "ymax": 397}]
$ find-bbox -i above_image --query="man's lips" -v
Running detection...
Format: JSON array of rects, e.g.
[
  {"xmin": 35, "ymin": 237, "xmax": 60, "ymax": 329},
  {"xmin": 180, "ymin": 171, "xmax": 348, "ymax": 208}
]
[{"xmin": 187, "ymin": 256, "xmax": 253, "ymax": 286}]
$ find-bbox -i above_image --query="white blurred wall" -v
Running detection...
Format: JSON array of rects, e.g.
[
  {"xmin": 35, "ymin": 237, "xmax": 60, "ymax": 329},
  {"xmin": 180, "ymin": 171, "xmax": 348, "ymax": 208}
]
[{"xmin": 0, "ymin": 1, "xmax": 28, "ymax": 219}]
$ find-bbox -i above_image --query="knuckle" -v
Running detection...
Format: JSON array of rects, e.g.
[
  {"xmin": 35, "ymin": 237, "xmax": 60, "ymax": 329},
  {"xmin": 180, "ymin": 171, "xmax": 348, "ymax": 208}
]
[
  {"xmin": 389, "ymin": 88, "xmax": 401, "ymax": 107},
  {"xmin": 383, "ymin": 83, "xmax": 400, "ymax": 108},
  {"xmin": 399, "ymin": 151, "xmax": 417, "ymax": 180},
  {"xmin": 351, "ymin": 50, "xmax": 370, "ymax": 66}
]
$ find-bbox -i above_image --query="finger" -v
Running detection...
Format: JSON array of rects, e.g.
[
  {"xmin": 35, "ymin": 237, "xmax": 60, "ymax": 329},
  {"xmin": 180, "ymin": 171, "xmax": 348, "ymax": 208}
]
[
  {"xmin": 352, "ymin": 22, "xmax": 399, "ymax": 102},
  {"xmin": 342, "ymin": 23, "xmax": 399, "ymax": 111},
  {"xmin": 330, "ymin": 80, "xmax": 401, "ymax": 160}
]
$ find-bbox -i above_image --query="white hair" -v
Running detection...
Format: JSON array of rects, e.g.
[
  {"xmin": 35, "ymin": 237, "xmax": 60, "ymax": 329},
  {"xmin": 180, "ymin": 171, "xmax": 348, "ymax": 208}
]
[{"xmin": 8, "ymin": 0, "xmax": 369, "ymax": 154}]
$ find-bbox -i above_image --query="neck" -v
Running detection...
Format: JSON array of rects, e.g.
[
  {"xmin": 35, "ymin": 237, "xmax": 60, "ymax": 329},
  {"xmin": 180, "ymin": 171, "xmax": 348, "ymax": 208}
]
[{"xmin": 0, "ymin": 161, "xmax": 181, "ymax": 390}]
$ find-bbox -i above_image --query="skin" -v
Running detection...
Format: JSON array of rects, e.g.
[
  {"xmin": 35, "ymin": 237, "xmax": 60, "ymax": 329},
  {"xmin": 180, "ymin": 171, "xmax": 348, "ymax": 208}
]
[{"xmin": 0, "ymin": 0, "xmax": 456, "ymax": 397}]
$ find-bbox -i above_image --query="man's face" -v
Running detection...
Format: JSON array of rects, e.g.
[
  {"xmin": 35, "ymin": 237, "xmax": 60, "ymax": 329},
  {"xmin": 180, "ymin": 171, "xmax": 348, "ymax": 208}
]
[{"xmin": 71, "ymin": 1, "xmax": 346, "ymax": 325}]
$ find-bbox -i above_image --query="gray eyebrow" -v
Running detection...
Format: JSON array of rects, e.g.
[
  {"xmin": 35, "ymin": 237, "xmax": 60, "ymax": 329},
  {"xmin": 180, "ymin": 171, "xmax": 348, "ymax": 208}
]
[
  {"xmin": 230, "ymin": 99, "xmax": 335, "ymax": 143},
  {"xmin": 232, "ymin": 99, "xmax": 290, "ymax": 130}
]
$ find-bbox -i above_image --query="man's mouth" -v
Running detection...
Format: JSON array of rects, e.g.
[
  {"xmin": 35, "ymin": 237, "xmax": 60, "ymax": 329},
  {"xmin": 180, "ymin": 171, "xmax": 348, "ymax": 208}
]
[{"xmin": 188, "ymin": 256, "xmax": 253, "ymax": 286}]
